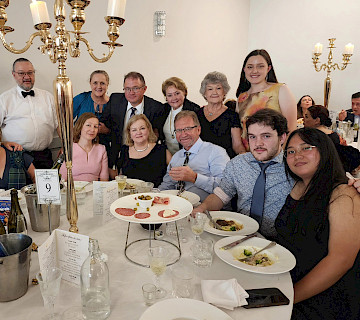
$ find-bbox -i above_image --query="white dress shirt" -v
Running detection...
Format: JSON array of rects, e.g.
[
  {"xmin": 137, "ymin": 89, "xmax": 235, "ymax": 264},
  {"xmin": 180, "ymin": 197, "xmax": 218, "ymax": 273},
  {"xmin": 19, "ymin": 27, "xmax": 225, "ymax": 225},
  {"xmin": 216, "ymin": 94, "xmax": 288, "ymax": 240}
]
[
  {"xmin": 163, "ymin": 106, "xmax": 183, "ymax": 155},
  {"xmin": 0, "ymin": 86, "xmax": 58, "ymax": 151},
  {"xmin": 122, "ymin": 99, "xmax": 144, "ymax": 143}
]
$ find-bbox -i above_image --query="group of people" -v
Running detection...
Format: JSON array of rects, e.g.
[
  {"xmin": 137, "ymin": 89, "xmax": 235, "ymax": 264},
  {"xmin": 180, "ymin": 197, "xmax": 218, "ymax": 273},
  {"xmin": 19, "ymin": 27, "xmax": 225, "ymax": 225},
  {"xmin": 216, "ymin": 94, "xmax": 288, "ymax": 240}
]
[{"xmin": 1, "ymin": 50, "xmax": 360, "ymax": 319}]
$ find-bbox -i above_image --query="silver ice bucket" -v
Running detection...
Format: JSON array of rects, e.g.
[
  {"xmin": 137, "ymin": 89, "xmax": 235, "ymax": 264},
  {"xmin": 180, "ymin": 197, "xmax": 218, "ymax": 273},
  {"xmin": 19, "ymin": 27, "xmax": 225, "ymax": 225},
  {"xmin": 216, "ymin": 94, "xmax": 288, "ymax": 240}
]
[
  {"xmin": 21, "ymin": 184, "xmax": 60, "ymax": 232},
  {"xmin": 0, "ymin": 234, "xmax": 32, "ymax": 301}
]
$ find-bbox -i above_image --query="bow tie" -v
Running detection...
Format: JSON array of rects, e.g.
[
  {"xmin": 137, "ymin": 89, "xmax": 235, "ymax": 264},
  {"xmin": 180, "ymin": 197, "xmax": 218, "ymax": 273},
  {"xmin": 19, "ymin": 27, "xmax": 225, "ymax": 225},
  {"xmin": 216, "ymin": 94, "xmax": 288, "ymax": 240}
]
[{"xmin": 21, "ymin": 90, "xmax": 35, "ymax": 98}]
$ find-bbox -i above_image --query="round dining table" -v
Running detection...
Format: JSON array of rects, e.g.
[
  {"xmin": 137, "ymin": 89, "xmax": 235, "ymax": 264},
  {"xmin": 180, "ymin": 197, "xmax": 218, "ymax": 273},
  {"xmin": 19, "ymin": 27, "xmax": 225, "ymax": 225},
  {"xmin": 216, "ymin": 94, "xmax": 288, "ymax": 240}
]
[{"xmin": 2, "ymin": 190, "xmax": 294, "ymax": 320}]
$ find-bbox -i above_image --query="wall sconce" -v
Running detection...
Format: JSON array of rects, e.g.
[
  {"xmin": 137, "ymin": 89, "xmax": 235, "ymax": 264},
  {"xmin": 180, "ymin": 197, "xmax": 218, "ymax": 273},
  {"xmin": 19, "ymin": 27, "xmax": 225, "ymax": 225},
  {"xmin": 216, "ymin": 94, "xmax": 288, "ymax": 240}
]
[{"xmin": 154, "ymin": 11, "xmax": 166, "ymax": 37}]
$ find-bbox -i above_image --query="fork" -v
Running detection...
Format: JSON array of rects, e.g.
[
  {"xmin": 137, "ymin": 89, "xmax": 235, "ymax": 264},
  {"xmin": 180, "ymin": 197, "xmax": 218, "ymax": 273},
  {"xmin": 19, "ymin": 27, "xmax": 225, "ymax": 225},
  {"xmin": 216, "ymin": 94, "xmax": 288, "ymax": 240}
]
[{"xmin": 238, "ymin": 241, "xmax": 276, "ymax": 262}]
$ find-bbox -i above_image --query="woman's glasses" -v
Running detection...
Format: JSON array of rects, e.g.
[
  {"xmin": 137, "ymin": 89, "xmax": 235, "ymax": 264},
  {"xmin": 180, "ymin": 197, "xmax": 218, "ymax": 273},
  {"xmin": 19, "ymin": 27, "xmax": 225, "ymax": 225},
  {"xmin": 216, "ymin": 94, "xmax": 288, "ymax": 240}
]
[{"xmin": 284, "ymin": 145, "xmax": 317, "ymax": 158}]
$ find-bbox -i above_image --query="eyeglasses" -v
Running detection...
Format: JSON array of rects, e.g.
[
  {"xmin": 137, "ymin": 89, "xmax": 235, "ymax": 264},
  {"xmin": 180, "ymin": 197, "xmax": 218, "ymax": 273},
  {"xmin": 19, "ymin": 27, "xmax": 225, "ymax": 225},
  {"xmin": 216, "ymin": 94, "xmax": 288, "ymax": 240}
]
[
  {"xmin": 174, "ymin": 125, "xmax": 198, "ymax": 135},
  {"xmin": 124, "ymin": 86, "xmax": 144, "ymax": 93},
  {"xmin": 14, "ymin": 71, "xmax": 35, "ymax": 77},
  {"xmin": 284, "ymin": 145, "xmax": 317, "ymax": 158}
]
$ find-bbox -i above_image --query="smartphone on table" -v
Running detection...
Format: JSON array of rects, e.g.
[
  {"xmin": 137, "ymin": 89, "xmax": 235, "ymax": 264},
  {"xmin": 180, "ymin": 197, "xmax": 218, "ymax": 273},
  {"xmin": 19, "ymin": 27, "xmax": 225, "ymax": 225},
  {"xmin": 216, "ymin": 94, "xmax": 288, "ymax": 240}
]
[{"xmin": 243, "ymin": 287, "xmax": 290, "ymax": 309}]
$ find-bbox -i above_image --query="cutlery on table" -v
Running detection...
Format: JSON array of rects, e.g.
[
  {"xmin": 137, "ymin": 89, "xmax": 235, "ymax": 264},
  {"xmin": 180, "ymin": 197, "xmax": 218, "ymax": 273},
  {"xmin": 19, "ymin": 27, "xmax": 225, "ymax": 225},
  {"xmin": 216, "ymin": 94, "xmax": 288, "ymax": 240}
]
[
  {"xmin": 204, "ymin": 210, "xmax": 222, "ymax": 230},
  {"xmin": 238, "ymin": 241, "xmax": 276, "ymax": 262},
  {"xmin": 220, "ymin": 233, "xmax": 257, "ymax": 250}
]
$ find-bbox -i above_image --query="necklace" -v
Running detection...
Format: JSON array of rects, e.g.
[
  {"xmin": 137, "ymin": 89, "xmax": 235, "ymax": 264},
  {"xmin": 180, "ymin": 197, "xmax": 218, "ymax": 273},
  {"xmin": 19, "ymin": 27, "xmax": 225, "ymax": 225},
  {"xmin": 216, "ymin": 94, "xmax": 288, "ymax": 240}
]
[
  {"xmin": 134, "ymin": 144, "xmax": 149, "ymax": 152},
  {"xmin": 207, "ymin": 105, "xmax": 221, "ymax": 116}
]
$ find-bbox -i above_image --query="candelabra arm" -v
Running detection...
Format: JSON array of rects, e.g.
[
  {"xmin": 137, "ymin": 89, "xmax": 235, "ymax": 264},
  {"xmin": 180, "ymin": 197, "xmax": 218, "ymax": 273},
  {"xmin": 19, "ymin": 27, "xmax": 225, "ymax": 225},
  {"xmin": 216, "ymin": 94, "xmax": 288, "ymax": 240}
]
[
  {"xmin": 0, "ymin": 31, "xmax": 41, "ymax": 54},
  {"xmin": 78, "ymin": 36, "xmax": 115, "ymax": 63}
]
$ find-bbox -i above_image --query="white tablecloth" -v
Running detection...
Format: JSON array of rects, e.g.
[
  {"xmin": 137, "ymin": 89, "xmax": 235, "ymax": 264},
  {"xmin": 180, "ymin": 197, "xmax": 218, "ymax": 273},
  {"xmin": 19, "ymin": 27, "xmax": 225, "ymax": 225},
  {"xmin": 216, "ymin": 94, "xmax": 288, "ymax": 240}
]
[{"xmin": 2, "ymin": 193, "xmax": 294, "ymax": 320}]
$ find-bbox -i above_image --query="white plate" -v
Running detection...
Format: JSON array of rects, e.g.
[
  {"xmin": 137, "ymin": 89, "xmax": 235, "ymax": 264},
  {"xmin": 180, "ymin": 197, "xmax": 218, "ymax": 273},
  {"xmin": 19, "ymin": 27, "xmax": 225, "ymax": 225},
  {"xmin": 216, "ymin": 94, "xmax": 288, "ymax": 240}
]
[
  {"xmin": 61, "ymin": 181, "xmax": 93, "ymax": 194},
  {"xmin": 204, "ymin": 211, "xmax": 259, "ymax": 237},
  {"xmin": 215, "ymin": 235, "xmax": 296, "ymax": 275},
  {"xmin": 160, "ymin": 189, "xmax": 200, "ymax": 206},
  {"xmin": 110, "ymin": 192, "xmax": 193, "ymax": 224},
  {"xmin": 120, "ymin": 178, "xmax": 145, "ymax": 193},
  {"xmin": 139, "ymin": 298, "xmax": 233, "ymax": 320}
]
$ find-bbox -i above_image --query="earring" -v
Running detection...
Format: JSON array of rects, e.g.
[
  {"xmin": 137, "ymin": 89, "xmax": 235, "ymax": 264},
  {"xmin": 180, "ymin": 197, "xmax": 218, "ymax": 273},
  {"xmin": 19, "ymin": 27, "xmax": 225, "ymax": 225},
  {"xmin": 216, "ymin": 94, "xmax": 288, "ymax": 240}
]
[{"xmin": 266, "ymin": 74, "xmax": 268, "ymax": 81}]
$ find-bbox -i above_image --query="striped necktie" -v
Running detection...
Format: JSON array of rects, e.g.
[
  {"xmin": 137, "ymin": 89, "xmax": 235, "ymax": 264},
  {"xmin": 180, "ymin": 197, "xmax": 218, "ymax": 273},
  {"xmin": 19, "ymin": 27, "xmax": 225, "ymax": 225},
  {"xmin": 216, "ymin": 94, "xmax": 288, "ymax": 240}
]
[
  {"xmin": 130, "ymin": 107, "xmax": 137, "ymax": 118},
  {"xmin": 177, "ymin": 152, "xmax": 190, "ymax": 190}
]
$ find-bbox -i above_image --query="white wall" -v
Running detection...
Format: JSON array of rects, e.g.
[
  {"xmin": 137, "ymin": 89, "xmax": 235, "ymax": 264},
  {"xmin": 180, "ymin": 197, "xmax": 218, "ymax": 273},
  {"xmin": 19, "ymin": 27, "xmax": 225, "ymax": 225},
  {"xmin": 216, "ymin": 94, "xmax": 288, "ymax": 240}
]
[
  {"xmin": 0, "ymin": 0, "xmax": 250, "ymax": 106},
  {"xmin": 248, "ymin": 0, "xmax": 360, "ymax": 111}
]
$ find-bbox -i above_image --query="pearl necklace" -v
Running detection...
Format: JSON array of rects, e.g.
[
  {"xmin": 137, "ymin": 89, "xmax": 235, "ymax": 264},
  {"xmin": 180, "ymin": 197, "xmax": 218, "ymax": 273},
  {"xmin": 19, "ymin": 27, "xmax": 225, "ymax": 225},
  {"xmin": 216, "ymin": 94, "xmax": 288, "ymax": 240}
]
[{"xmin": 134, "ymin": 144, "xmax": 149, "ymax": 152}]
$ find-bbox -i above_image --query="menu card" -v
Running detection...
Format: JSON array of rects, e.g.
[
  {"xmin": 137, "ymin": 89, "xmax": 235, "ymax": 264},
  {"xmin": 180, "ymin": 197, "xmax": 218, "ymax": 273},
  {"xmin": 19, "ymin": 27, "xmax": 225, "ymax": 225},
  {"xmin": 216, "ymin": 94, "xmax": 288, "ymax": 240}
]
[
  {"xmin": 93, "ymin": 181, "xmax": 118, "ymax": 219},
  {"xmin": 0, "ymin": 197, "xmax": 11, "ymax": 225},
  {"xmin": 38, "ymin": 229, "xmax": 89, "ymax": 285}
]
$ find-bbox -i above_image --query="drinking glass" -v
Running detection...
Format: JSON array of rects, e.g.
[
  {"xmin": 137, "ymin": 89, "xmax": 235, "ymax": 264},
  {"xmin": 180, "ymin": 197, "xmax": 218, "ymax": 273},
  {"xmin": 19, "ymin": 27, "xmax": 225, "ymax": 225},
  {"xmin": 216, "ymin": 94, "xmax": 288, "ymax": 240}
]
[
  {"xmin": 190, "ymin": 212, "xmax": 207, "ymax": 242},
  {"xmin": 36, "ymin": 267, "xmax": 62, "ymax": 320},
  {"xmin": 116, "ymin": 175, "xmax": 127, "ymax": 197},
  {"xmin": 171, "ymin": 263, "xmax": 194, "ymax": 298},
  {"xmin": 142, "ymin": 283, "xmax": 157, "ymax": 306},
  {"xmin": 16, "ymin": 215, "xmax": 27, "ymax": 234},
  {"xmin": 148, "ymin": 246, "xmax": 168, "ymax": 298}
]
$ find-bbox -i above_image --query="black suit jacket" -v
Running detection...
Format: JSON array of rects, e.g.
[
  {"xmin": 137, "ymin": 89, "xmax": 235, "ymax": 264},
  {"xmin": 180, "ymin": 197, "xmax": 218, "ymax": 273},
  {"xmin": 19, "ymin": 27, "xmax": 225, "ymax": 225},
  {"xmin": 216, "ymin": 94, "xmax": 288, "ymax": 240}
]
[
  {"xmin": 157, "ymin": 98, "xmax": 201, "ymax": 144},
  {"xmin": 101, "ymin": 93, "xmax": 163, "ymax": 167}
]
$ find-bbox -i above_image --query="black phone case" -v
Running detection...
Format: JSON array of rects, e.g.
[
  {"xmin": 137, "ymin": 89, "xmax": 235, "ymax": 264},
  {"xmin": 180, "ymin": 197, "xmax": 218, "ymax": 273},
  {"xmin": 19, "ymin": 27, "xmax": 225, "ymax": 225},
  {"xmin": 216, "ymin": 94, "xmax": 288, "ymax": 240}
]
[{"xmin": 243, "ymin": 287, "xmax": 290, "ymax": 309}]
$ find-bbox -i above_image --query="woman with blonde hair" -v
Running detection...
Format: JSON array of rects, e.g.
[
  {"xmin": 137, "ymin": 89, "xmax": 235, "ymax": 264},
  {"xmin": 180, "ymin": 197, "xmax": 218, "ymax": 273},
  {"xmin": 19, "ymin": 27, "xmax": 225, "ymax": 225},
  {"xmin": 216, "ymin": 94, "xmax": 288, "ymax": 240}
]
[
  {"xmin": 117, "ymin": 114, "xmax": 171, "ymax": 187},
  {"xmin": 60, "ymin": 112, "xmax": 108, "ymax": 182}
]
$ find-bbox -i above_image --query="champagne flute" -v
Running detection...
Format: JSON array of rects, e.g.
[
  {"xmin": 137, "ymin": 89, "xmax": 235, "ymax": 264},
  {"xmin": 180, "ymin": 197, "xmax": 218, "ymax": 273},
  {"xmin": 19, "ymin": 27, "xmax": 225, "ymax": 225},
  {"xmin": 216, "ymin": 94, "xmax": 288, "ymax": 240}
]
[
  {"xmin": 36, "ymin": 267, "xmax": 62, "ymax": 320},
  {"xmin": 148, "ymin": 246, "xmax": 168, "ymax": 298},
  {"xmin": 190, "ymin": 212, "xmax": 207, "ymax": 242},
  {"xmin": 116, "ymin": 175, "xmax": 127, "ymax": 197}
]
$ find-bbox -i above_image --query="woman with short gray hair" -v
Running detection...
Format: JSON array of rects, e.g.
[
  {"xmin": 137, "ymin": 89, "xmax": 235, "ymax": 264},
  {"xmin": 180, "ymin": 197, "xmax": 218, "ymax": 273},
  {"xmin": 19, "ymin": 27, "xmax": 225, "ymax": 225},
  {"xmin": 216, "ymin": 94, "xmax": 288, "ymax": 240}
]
[{"xmin": 197, "ymin": 71, "xmax": 245, "ymax": 158}]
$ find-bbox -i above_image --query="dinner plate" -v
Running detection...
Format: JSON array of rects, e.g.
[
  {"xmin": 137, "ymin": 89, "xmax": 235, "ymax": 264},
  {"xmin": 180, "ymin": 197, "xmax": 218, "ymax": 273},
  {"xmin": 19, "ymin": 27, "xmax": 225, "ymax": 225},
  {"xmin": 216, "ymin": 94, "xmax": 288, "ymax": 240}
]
[
  {"xmin": 204, "ymin": 211, "xmax": 259, "ymax": 236},
  {"xmin": 121, "ymin": 178, "xmax": 146, "ymax": 193},
  {"xmin": 139, "ymin": 298, "xmax": 233, "ymax": 320},
  {"xmin": 61, "ymin": 181, "xmax": 93, "ymax": 194},
  {"xmin": 215, "ymin": 235, "xmax": 296, "ymax": 274},
  {"xmin": 160, "ymin": 189, "xmax": 201, "ymax": 206},
  {"xmin": 110, "ymin": 192, "xmax": 193, "ymax": 224}
]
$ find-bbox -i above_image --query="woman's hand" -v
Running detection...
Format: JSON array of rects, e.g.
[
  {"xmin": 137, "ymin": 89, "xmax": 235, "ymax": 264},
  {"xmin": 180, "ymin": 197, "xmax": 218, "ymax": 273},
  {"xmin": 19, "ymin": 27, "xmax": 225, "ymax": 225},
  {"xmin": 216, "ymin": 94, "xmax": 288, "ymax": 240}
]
[{"xmin": 2, "ymin": 141, "xmax": 23, "ymax": 151}]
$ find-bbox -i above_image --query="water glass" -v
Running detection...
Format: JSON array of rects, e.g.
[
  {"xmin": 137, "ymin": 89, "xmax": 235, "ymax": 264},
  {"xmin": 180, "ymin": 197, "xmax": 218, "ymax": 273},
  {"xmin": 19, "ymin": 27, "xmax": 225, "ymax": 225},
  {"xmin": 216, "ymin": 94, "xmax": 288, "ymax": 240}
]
[
  {"xmin": 142, "ymin": 283, "xmax": 157, "ymax": 306},
  {"xmin": 16, "ymin": 215, "xmax": 27, "ymax": 234},
  {"xmin": 191, "ymin": 238, "xmax": 214, "ymax": 267},
  {"xmin": 171, "ymin": 263, "xmax": 194, "ymax": 298}
]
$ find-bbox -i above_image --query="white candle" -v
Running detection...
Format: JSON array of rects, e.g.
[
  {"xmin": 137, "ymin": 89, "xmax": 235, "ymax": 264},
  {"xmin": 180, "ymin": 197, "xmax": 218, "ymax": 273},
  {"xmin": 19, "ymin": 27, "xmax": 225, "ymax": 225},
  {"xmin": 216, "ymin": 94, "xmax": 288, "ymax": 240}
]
[
  {"xmin": 314, "ymin": 43, "xmax": 323, "ymax": 54},
  {"xmin": 107, "ymin": 0, "xmax": 127, "ymax": 18},
  {"xmin": 30, "ymin": 0, "xmax": 50, "ymax": 25},
  {"xmin": 344, "ymin": 43, "xmax": 354, "ymax": 55}
]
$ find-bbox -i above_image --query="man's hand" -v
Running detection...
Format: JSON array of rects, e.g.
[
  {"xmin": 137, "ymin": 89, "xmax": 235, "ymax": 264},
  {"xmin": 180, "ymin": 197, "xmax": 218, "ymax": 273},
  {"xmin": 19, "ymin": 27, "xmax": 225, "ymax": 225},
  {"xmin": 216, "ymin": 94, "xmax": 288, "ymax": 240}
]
[
  {"xmin": 2, "ymin": 141, "xmax": 23, "ymax": 151},
  {"xmin": 169, "ymin": 166, "xmax": 197, "ymax": 183},
  {"xmin": 338, "ymin": 110, "xmax": 347, "ymax": 121},
  {"xmin": 348, "ymin": 178, "xmax": 360, "ymax": 194},
  {"xmin": 98, "ymin": 122, "xmax": 110, "ymax": 134}
]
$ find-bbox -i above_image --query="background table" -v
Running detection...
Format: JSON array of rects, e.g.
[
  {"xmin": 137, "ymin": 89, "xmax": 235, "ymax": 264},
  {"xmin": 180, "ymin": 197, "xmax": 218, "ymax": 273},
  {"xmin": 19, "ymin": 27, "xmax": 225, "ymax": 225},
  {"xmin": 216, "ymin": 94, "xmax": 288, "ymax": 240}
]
[{"xmin": 2, "ymin": 192, "xmax": 294, "ymax": 320}]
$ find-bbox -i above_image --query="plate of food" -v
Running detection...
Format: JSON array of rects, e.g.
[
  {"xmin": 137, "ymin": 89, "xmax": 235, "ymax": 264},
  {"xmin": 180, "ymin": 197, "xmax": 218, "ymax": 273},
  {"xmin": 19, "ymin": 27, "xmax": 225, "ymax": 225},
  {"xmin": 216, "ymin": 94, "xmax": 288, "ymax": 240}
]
[
  {"xmin": 61, "ymin": 181, "xmax": 93, "ymax": 194},
  {"xmin": 110, "ymin": 192, "xmax": 193, "ymax": 224},
  {"xmin": 160, "ymin": 189, "xmax": 200, "ymax": 206},
  {"xmin": 204, "ymin": 211, "xmax": 259, "ymax": 236},
  {"xmin": 121, "ymin": 178, "xmax": 145, "ymax": 193},
  {"xmin": 139, "ymin": 298, "xmax": 233, "ymax": 320},
  {"xmin": 214, "ymin": 235, "xmax": 296, "ymax": 274}
]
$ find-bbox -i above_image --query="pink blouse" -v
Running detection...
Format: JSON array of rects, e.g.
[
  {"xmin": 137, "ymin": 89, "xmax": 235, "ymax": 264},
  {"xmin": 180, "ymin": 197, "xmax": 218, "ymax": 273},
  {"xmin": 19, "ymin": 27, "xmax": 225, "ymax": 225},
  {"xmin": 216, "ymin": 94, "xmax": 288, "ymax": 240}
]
[{"xmin": 60, "ymin": 143, "xmax": 109, "ymax": 182}]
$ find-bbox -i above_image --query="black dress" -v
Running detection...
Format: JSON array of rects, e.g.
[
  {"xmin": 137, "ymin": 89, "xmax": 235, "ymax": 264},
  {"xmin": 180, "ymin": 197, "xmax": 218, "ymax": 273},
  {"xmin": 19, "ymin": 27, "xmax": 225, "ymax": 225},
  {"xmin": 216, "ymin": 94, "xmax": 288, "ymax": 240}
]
[
  {"xmin": 197, "ymin": 108, "xmax": 241, "ymax": 158},
  {"xmin": 275, "ymin": 194, "xmax": 360, "ymax": 320},
  {"xmin": 116, "ymin": 144, "xmax": 167, "ymax": 188}
]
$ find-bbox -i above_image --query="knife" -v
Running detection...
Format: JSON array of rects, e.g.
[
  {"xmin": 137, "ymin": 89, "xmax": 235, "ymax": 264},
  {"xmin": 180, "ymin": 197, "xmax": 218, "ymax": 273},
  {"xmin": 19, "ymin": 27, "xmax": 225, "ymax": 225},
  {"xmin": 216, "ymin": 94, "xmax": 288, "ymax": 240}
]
[
  {"xmin": 204, "ymin": 210, "xmax": 222, "ymax": 230},
  {"xmin": 220, "ymin": 233, "xmax": 257, "ymax": 250}
]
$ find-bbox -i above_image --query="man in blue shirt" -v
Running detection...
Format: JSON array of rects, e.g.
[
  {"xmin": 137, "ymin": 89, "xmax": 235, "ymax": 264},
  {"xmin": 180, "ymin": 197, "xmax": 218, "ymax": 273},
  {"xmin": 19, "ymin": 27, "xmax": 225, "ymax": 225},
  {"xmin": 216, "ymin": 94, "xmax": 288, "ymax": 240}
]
[
  {"xmin": 339, "ymin": 92, "xmax": 360, "ymax": 142},
  {"xmin": 159, "ymin": 110, "xmax": 230, "ymax": 202},
  {"xmin": 194, "ymin": 109, "xmax": 293, "ymax": 238}
]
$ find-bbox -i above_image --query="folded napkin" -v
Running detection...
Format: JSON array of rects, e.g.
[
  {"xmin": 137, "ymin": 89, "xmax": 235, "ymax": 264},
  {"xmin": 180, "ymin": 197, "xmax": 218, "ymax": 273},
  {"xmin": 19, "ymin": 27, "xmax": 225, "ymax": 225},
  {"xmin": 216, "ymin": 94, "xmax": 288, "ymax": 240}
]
[{"xmin": 201, "ymin": 279, "xmax": 249, "ymax": 310}]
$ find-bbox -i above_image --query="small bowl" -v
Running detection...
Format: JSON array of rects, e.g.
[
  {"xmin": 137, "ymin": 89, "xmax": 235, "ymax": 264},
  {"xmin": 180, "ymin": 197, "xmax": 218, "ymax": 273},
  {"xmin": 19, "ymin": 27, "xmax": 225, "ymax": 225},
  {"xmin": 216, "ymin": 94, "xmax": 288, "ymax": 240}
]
[{"xmin": 138, "ymin": 195, "xmax": 153, "ymax": 208}]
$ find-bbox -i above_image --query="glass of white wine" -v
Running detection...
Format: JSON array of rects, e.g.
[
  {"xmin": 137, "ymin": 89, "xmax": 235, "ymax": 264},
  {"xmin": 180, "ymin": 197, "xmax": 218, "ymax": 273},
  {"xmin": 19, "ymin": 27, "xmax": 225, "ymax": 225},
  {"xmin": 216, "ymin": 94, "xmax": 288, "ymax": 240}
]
[
  {"xmin": 148, "ymin": 246, "xmax": 168, "ymax": 298},
  {"xmin": 116, "ymin": 175, "xmax": 127, "ymax": 197},
  {"xmin": 190, "ymin": 212, "xmax": 207, "ymax": 242}
]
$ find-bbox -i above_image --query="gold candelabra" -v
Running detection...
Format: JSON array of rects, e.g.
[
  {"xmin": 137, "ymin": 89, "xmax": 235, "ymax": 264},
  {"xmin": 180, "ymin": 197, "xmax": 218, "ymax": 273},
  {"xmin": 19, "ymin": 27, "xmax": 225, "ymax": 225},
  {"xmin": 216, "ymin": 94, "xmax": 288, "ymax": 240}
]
[
  {"xmin": 312, "ymin": 38, "xmax": 354, "ymax": 109},
  {"xmin": 0, "ymin": 0, "xmax": 125, "ymax": 233}
]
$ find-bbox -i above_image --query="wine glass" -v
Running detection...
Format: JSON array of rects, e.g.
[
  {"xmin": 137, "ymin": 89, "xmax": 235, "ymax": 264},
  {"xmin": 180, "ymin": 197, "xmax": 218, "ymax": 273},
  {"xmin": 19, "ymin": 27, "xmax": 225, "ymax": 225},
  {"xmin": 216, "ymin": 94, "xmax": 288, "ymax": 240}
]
[
  {"xmin": 116, "ymin": 175, "xmax": 127, "ymax": 197},
  {"xmin": 36, "ymin": 267, "xmax": 62, "ymax": 320},
  {"xmin": 190, "ymin": 212, "xmax": 207, "ymax": 242},
  {"xmin": 148, "ymin": 246, "xmax": 168, "ymax": 298}
]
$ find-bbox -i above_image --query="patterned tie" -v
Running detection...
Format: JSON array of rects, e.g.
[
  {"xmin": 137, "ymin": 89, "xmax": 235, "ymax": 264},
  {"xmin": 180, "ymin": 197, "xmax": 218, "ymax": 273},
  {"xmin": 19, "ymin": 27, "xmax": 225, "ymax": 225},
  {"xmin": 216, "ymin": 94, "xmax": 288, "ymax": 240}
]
[
  {"xmin": 21, "ymin": 90, "xmax": 35, "ymax": 98},
  {"xmin": 177, "ymin": 151, "xmax": 190, "ymax": 190},
  {"xmin": 129, "ymin": 107, "xmax": 137, "ymax": 118},
  {"xmin": 249, "ymin": 161, "xmax": 276, "ymax": 226}
]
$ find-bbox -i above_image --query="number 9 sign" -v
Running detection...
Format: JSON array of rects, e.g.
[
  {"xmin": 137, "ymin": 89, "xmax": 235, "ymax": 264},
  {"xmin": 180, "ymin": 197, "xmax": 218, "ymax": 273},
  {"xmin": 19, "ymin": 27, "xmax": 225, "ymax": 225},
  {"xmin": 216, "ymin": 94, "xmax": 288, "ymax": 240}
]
[{"xmin": 35, "ymin": 169, "xmax": 61, "ymax": 204}]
